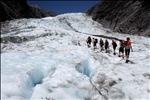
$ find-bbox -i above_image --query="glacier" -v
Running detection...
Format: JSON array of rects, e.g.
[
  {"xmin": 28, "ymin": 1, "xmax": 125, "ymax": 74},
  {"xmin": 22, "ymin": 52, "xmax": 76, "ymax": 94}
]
[{"xmin": 1, "ymin": 13, "xmax": 150, "ymax": 100}]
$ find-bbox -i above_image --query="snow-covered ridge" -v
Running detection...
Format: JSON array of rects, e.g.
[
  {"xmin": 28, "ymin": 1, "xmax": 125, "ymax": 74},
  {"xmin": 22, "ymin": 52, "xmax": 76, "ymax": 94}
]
[
  {"xmin": 1, "ymin": 13, "xmax": 150, "ymax": 100},
  {"xmin": 1, "ymin": 13, "xmax": 106, "ymax": 43}
]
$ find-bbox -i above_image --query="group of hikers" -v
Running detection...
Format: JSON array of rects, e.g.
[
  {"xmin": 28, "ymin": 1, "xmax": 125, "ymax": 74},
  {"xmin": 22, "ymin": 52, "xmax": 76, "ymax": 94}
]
[{"xmin": 86, "ymin": 36, "xmax": 133, "ymax": 63}]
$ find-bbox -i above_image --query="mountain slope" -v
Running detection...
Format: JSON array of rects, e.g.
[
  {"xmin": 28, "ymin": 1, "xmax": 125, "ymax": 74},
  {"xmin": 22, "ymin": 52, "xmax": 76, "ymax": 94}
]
[
  {"xmin": 0, "ymin": 0, "xmax": 57, "ymax": 22},
  {"xmin": 86, "ymin": 0, "xmax": 150, "ymax": 37}
]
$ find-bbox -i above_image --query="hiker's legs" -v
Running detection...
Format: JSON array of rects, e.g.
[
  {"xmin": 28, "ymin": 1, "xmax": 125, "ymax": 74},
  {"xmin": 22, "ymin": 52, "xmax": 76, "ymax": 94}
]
[
  {"xmin": 122, "ymin": 48, "xmax": 124, "ymax": 56},
  {"xmin": 126, "ymin": 55, "xmax": 129, "ymax": 60},
  {"xmin": 113, "ymin": 47, "xmax": 116, "ymax": 55},
  {"xmin": 122, "ymin": 51, "xmax": 124, "ymax": 58},
  {"xmin": 100, "ymin": 46, "xmax": 102, "ymax": 51},
  {"xmin": 122, "ymin": 48, "xmax": 124, "ymax": 58},
  {"xmin": 87, "ymin": 43, "xmax": 89, "ymax": 47},
  {"xmin": 127, "ymin": 49, "xmax": 130, "ymax": 59},
  {"xmin": 125, "ymin": 49, "xmax": 128, "ymax": 60},
  {"xmin": 125, "ymin": 49, "xmax": 130, "ymax": 60},
  {"xmin": 105, "ymin": 46, "xmax": 107, "ymax": 52},
  {"xmin": 118, "ymin": 47, "xmax": 121, "ymax": 56},
  {"xmin": 94, "ymin": 44, "xmax": 97, "ymax": 50},
  {"xmin": 88, "ymin": 42, "xmax": 91, "ymax": 47},
  {"xmin": 87, "ymin": 41, "xmax": 89, "ymax": 47},
  {"xmin": 89, "ymin": 42, "xmax": 91, "ymax": 47},
  {"xmin": 100, "ymin": 45, "xmax": 103, "ymax": 51}
]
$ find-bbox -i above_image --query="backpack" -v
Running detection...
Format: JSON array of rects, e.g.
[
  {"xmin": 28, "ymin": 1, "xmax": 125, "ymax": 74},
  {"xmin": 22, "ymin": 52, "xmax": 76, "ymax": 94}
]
[
  {"xmin": 88, "ymin": 37, "xmax": 91, "ymax": 42},
  {"xmin": 100, "ymin": 40, "xmax": 104, "ymax": 45},
  {"xmin": 114, "ymin": 42, "xmax": 117, "ymax": 47},
  {"xmin": 95, "ymin": 39, "xmax": 98, "ymax": 43},
  {"xmin": 124, "ymin": 41, "xmax": 131, "ymax": 46},
  {"xmin": 105, "ymin": 41, "xmax": 109, "ymax": 46},
  {"xmin": 87, "ymin": 37, "xmax": 91, "ymax": 43},
  {"xmin": 120, "ymin": 41, "xmax": 124, "ymax": 47}
]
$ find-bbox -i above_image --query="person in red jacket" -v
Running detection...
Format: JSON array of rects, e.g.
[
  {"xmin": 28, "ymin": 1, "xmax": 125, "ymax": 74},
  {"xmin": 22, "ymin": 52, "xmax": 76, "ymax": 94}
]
[
  {"xmin": 93, "ymin": 38, "xmax": 98, "ymax": 50},
  {"xmin": 124, "ymin": 37, "xmax": 133, "ymax": 63}
]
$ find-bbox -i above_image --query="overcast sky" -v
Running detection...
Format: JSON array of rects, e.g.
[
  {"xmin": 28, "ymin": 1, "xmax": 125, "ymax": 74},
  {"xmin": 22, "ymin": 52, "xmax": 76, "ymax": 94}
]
[{"xmin": 27, "ymin": 1, "xmax": 101, "ymax": 14}]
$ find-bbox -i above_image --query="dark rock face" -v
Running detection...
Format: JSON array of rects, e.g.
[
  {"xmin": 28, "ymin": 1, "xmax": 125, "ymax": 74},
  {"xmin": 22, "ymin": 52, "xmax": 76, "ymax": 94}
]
[
  {"xmin": 0, "ymin": 0, "xmax": 57, "ymax": 22},
  {"xmin": 86, "ymin": 0, "xmax": 150, "ymax": 37},
  {"xmin": 28, "ymin": 5, "xmax": 57, "ymax": 18}
]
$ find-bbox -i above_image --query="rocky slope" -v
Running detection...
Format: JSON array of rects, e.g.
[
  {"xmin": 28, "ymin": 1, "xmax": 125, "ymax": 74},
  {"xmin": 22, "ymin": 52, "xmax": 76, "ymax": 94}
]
[
  {"xmin": 0, "ymin": 0, "xmax": 57, "ymax": 22},
  {"xmin": 86, "ymin": 0, "xmax": 150, "ymax": 37}
]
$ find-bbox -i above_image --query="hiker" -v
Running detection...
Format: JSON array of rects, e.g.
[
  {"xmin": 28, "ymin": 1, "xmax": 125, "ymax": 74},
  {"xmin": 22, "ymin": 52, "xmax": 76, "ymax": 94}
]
[
  {"xmin": 86, "ymin": 36, "xmax": 92, "ymax": 47},
  {"xmin": 118, "ymin": 40, "xmax": 125, "ymax": 58},
  {"xmin": 93, "ymin": 38, "xmax": 98, "ymax": 50},
  {"xmin": 99, "ymin": 38, "xmax": 104, "ymax": 51},
  {"xmin": 92, "ymin": 38, "xmax": 95, "ymax": 48},
  {"xmin": 105, "ymin": 39, "xmax": 109, "ymax": 53},
  {"xmin": 124, "ymin": 37, "xmax": 133, "ymax": 63},
  {"xmin": 112, "ymin": 40, "xmax": 117, "ymax": 55}
]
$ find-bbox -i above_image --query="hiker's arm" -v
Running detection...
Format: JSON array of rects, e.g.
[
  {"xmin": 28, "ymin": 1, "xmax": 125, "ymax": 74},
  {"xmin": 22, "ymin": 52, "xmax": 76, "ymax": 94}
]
[{"xmin": 130, "ymin": 45, "xmax": 133, "ymax": 52}]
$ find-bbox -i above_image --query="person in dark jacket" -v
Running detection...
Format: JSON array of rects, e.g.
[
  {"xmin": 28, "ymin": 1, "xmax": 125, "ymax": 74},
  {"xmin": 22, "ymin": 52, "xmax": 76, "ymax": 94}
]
[
  {"xmin": 86, "ymin": 36, "xmax": 92, "ymax": 47},
  {"xmin": 99, "ymin": 38, "xmax": 104, "ymax": 51},
  {"xmin": 105, "ymin": 40, "xmax": 109, "ymax": 53},
  {"xmin": 112, "ymin": 40, "xmax": 117, "ymax": 55},
  {"xmin": 118, "ymin": 40, "xmax": 125, "ymax": 58}
]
